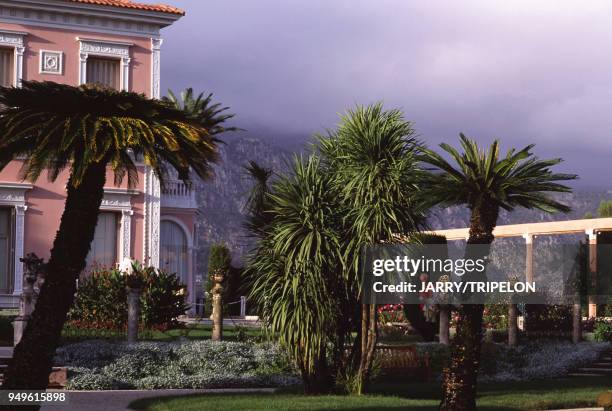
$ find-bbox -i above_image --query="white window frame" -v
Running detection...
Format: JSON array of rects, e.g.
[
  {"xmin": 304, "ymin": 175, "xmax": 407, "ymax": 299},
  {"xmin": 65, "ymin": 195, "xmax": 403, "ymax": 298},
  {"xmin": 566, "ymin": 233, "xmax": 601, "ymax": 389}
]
[
  {"xmin": 77, "ymin": 37, "xmax": 132, "ymax": 91},
  {"xmin": 0, "ymin": 30, "xmax": 26, "ymax": 87},
  {"xmin": 0, "ymin": 183, "xmax": 32, "ymax": 295},
  {"xmin": 100, "ymin": 188, "xmax": 138, "ymax": 263}
]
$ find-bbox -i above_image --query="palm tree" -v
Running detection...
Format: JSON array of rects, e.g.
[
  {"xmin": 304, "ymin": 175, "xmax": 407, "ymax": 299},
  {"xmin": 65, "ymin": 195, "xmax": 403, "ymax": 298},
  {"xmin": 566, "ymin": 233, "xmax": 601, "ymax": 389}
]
[
  {"xmin": 0, "ymin": 81, "xmax": 220, "ymax": 390},
  {"xmin": 164, "ymin": 88, "xmax": 240, "ymax": 136},
  {"xmin": 248, "ymin": 155, "xmax": 346, "ymax": 394},
  {"xmin": 422, "ymin": 134, "xmax": 576, "ymax": 411},
  {"xmin": 318, "ymin": 103, "xmax": 426, "ymax": 394}
]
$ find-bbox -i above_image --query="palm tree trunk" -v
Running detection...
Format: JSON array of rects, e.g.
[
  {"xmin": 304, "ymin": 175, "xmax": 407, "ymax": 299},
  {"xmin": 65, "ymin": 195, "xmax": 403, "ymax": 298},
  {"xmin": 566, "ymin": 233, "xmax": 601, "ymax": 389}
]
[
  {"xmin": 440, "ymin": 304, "xmax": 485, "ymax": 410},
  {"xmin": 440, "ymin": 204, "xmax": 497, "ymax": 411},
  {"xmin": 2, "ymin": 162, "xmax": 107, "ymax": 392}
]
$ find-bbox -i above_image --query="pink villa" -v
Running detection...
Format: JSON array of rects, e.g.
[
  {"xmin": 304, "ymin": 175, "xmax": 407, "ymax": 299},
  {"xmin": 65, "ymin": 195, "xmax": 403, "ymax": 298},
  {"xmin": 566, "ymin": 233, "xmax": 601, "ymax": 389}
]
[{"xmin": 0, "ymin": 0, "xmax": 200, "ymax": 311}]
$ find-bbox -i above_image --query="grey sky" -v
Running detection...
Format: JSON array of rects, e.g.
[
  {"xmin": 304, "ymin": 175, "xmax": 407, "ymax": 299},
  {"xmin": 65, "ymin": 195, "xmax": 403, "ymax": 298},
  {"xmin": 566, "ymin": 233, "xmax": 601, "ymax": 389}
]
[{"xmin": 158, "ymin": 0, "xmax": 612, "ymax": 188}]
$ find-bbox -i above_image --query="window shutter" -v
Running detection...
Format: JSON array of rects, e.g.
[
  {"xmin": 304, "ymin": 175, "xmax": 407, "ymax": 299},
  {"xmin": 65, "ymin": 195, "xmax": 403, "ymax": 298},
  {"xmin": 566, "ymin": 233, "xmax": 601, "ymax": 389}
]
[
  {"xmin": 86, "ymin": 57, "xmax": 120, "ymax": 89},
  {"xmin": 0, "ymin": 48, "xmax": 14, "ymax": 87}
]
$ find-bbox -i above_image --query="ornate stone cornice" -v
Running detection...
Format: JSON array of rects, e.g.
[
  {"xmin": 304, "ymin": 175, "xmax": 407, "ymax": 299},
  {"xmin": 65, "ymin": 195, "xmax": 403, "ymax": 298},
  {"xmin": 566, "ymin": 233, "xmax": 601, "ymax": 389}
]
[{"xmin": 0, "ymin": 0, "xmax": 181, "ymax": 38}]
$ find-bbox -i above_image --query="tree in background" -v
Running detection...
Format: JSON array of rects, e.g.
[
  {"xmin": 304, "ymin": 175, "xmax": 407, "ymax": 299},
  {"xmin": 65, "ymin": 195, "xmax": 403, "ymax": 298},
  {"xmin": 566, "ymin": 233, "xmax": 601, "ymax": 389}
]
[
  {"xmin": 583, "ymin": 200, "xmax": 612, "ymax": 219},
  {"xmin": 244, "ymin": 160, "xmax": 274, "ymax": 237},
  {"xmin": 598, "ymin": 200, "xmax": 612, "ymax": 217},
  {"xmin": 164, "ymin": 88, "xmax": 239, "ymax": 137},
  {"xmin": 0, "ymin": 81, "xmax": 218, "ymax": 390},
  {"xmin": 422, "ymin": 134, "xmax": 576, "ymax": 410}
]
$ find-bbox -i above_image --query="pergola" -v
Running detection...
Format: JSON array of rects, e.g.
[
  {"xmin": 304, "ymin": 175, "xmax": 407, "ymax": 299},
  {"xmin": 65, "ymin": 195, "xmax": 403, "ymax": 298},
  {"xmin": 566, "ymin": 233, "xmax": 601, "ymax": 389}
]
[{"xmin": 431, "ymin": 217, "xmax": 612, "ymax": 342}]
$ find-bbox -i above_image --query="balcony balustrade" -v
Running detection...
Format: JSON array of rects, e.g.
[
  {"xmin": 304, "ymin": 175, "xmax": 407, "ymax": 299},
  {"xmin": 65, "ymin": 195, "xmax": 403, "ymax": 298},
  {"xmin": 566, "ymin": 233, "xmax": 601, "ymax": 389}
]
[{"xmin": 161, "ymin": 180, "xmax": 197, "ymax": 209}]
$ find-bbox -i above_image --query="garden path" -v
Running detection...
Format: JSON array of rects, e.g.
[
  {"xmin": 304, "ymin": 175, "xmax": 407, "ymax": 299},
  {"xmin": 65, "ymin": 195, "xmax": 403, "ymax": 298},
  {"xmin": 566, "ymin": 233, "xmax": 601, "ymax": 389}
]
[{"xmin": 566, "ymin": 347, "xmax": 612, "ymax": 378}]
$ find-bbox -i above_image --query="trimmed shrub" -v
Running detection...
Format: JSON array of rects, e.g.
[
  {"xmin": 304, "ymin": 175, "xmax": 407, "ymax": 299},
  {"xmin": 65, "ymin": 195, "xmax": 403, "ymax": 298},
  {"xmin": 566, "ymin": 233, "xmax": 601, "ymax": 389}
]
[
  {"xmin": 483, "ymin": 304, "xmax": 508, "ymax": 330},
  {"xmin": 594, "ymin": 321, "xmax": 612, "ymax": 342},
  {"xmin": 525, "ymin": 304, "xmax": 572, "ymax": 337},
  {"xmin": 68, "ymin": 266, "xmax": 188, "ymax": 330}
]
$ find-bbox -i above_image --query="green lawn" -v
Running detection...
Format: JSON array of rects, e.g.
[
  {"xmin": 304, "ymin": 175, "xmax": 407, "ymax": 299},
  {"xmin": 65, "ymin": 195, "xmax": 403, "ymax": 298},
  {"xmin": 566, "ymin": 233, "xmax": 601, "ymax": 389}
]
[{"xmin": 128, "ymin": 377, "xmax": 610, "ymax": 411}]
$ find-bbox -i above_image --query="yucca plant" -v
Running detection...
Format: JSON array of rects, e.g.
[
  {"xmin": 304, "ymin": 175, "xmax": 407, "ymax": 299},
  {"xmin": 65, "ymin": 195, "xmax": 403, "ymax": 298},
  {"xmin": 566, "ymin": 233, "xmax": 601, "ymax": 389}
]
[
  {"xmin": 248, "ymin": 155, "xmax": 347, "ymax": 394},
  {"xmin": 0, "ymin": 81, "xmax": 220, "ymax": 390},
  {"xmin": 317, "ymin": 103, "xmax": 426, "ymax": 394},
  {"xmin": 422, "ymin": 134, "xmax": 576, "ymax": 411}
]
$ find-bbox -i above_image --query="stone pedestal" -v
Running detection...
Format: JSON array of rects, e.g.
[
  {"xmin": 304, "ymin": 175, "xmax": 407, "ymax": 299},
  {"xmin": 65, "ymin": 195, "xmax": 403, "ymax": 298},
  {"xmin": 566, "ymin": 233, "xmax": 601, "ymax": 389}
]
[
  {"xmin": 127, "ymin": 286, "xmax": 141, "ymax": 344},
  {"xmin": 508, "ymin": 303, "xmax": 518, "ymax": 347},
  {"xmin": 211, "ymin": 271, "xmax": 224, "ymax": 341},
  {"xmin": 13, "ymin": 253, "xmax": 45, "ymax": 346}
]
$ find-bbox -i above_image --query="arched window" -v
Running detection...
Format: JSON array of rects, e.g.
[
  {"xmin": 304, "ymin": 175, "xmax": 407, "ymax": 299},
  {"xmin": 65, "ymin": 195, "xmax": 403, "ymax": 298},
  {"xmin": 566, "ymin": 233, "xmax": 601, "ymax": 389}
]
[{"xmin": 160, "ymin": 220, "xmax": 188, "ymax": 284}]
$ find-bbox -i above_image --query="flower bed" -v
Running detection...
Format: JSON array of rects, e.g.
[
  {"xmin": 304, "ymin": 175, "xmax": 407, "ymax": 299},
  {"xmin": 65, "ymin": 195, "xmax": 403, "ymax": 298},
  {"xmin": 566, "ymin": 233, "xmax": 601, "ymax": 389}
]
[{"xmin": 55, "ymin": 340, "xmax": 299, "ymax": 390}]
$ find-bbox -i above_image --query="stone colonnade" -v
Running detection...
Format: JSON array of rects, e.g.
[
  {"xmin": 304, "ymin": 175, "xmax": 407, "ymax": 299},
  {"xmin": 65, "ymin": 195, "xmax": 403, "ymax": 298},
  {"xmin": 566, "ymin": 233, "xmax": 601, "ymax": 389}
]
[{"xmin": 432, "ymin": 217, "xmax": 612, "ymax": 345}]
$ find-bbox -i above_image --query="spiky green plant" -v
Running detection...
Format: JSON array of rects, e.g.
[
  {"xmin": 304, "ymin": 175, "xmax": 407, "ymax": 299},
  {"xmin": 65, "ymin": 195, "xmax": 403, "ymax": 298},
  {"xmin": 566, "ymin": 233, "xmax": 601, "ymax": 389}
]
[
  {"xmin": 0, "ymin": 81, "xmax": 219, "ymax": 390},
  {"xmin": 248, "ymin": 155, "xmax": 346, "ymax": 394},
  {"xmin": 317, "ymin": 103, "xmax": 426, "ymax": 394},
  {"xmin": 422, "ymin": 134, "xmax": 576, "ymax": 411}
]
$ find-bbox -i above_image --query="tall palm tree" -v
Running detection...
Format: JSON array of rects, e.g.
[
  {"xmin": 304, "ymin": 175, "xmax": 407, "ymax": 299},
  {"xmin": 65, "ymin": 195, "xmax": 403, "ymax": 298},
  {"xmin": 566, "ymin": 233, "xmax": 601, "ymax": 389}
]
[
  {"xmin": 422, "ymin": 134, "xmax": 576, "ymax": 411},
  {"xmin": 318, "ymin": 103, "xmax": 426, "ymax": 394},
  {"xmin": 164, "ymin": 88, "xmax": 240, "ymax": 136},
  {"xmin": 0, "ymin": 81, "xmax": 219, "ymax": 390}
]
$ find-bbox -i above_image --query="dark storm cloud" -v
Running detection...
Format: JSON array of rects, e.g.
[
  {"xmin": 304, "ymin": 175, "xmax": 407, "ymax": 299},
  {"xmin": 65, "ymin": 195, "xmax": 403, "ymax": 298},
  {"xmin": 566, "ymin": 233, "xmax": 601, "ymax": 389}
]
[{"xmin": 157, "ymin": 0, "xmax": 612, "ymax": 187}]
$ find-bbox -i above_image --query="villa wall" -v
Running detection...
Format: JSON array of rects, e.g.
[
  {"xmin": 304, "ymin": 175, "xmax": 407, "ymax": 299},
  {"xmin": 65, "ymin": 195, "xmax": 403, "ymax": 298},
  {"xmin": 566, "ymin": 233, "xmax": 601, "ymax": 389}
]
[
  {"xmin": 0, "ymin": 160, "xmax": 147, "ymax": 263},
  {"xmin": 0, "ymin": 21, "xmax": 152, "ymax": 94}
]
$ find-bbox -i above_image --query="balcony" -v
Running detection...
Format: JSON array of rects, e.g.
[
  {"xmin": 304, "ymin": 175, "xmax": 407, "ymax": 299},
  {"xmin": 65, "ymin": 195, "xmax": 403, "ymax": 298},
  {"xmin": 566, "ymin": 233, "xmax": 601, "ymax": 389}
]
[{"xmin": 161, "ymin": 180, "xmax": 197, "ymax": 209}]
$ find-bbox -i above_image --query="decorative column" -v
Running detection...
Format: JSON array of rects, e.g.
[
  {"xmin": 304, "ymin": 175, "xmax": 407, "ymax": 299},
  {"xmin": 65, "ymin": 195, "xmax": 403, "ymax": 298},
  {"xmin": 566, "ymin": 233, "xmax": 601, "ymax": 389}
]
[
  {"xmin": 126, "ymin": 274, "xmax": 143, "ymax": 344},
  {"xmin": 572, "ymin": 293, "xmax": 582, "ymax": 343},
  {"xmin": 120, "ymin": 57, "xmax": 131, "ymax": 91},
  {"xmin": 586, "ymin": 229, "xmax": 597, "ymax": 318},
  {"xmin": 438, "ymin": 274, "xmax": 450, "ymax": 345},
  {"xmin": 119, "ymin": 209, "xmax": 133, "ymax": 262},
  {"xmin": 522, "ymin": 234, "xmax": 534, "ymax": 333},
  {"xmin": 12, "ymin": 205, "xmax": 27, "ymax": 295},
  {"xmin": 79, "ymin": 52, "xmax": 88, "ymax": 84},
  {"xmin": 523, "ymin": 233, "xmax": 534, "ymax": 283},
  {"xmin": 15, "ymin": 45, "xmax": 24, "ymax": 87},
  {"xmin": 13, "ymin": 254, "xmax": 45, "ymax": 346},
  {"xmin": 211, "ymin": 270, "xmax": 224, "ymax": 341},
  {"xmin": 143, "ymin": 168, "xmax": 161, "ymax": 268},
  {"xmin": 151, "ymin": 38, "xmax": 163, "ymax": 99},
  {"xmin": 508, "ymin": 302, "xmax": 518, "ymax": 346}
]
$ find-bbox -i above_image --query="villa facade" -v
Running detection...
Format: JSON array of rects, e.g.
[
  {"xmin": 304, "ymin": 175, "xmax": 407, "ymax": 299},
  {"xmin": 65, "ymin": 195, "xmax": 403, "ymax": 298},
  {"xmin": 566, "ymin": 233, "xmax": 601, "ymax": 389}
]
[{"xmin": 0, "ymin": 0, "xmax": 199, "ymax": 310}]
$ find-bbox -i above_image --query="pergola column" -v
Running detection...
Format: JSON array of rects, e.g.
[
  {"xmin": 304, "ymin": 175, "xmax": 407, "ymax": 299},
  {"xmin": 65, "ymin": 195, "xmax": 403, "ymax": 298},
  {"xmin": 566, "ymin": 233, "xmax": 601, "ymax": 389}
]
[
  {"xmin": 523, "ymin": 233, "xmax": 534, "ymax": 283},
  {"xmin": 520, "ymin": 233, "xmax": 534, "ymax": 334},
  {"xmin": 586, "ymin": 229, "xmax": 597, "ymax": 318}
]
